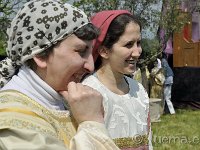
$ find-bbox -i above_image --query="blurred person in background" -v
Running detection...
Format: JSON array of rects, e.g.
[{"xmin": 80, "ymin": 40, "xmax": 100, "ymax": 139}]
[{"xmin": 161, "ymin": 52, "xmax": 175, "ymax": 114}]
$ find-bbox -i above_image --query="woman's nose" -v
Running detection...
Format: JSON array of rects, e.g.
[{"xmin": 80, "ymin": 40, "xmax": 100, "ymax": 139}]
[
  {"xmin": 84, "ymin": 54, "xmax": 94, "ymax": 73},
  {"xmin": 132, "ymin": 46, "xmax": 142, "ymax": 58}
]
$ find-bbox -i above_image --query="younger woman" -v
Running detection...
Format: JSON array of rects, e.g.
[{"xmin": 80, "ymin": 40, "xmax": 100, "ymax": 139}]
[{"xmin": 82, "ymin": 10, "xmax": 152, "ymax": 150}]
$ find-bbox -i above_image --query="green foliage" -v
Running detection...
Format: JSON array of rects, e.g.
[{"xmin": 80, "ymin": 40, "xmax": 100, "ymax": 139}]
[
  {"xmin": 72, "ymin": 0, "xmax": 121, "ymax": 16},
  {"xmin": 71, "ymin": 0, "xmax": 161, "ymax": 30},
  {"xmin": 1, "ymin": 0, "xmax": 189, "ymax": 64},
  {"xmin": 123, "ymin": 0, "xmax": 161, "ymax": 30},
  {"xmin": 66, "ymin": 0, "xmax": 164, "ymax": 65},
  {"xmin": 159, "ymin": 0, "xmax": 189, "ymax": 46},
  {"xmin": 140, "ymin": 38, "xmax": 160, "ymax": 64},
  {"xmin": 0, "ymin": 38, "xmax": 6, "ymax": 56},
  {"xmin": 0, "ymin": 0, "xmax": 27, "ymax": 56},
  {"xmin": 67, "ymin": 0, "xmax": 190, "ymax": 67}
]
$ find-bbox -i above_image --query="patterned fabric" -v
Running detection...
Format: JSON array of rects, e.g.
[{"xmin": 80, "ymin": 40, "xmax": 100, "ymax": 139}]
[
  {"xmin": 0, "ymin": 0, "xmax": 90, "ymax": 88},
  {"xmin": 0, "ymin": 90, "xmax": 120, "ymax": 150},
  {"xmin": 0, "ymin": 90, "xmax": 76, "ymax": 147},
  {"xmin": 113, "ymin": 135, "xmax": 149, "ymax": 149}
]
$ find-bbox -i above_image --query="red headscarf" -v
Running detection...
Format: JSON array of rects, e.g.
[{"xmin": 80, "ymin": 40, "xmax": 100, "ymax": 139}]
[{"xmin": 91, "ymin": 10, "xmax": 132, "ymax": 61}]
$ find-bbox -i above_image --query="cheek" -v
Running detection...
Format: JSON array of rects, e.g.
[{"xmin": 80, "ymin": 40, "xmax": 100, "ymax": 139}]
[
  {"xmin": 113, "ymin": 48, "xmax": 128, "ymax": 58},
  {"xmin": 50, "ymin": 58, "xmax": 82, "ymax": 78},
  {"xmin": 71, "ymin": 59, "xmax": 84, "ymax": 68},
  {"xmin": 60, "ymin": 53, "xmax": 83, "ymax": 69},
  {"xmin": 59, "ymin": 61, "xmax": 83, "ymax": 87},
  {"xmin": 118, "ymin": 52, "xmax": 131, "ymax": 62},
  {"xmin": 65, "ymin": 60, "xmax": 85, "ymax": 76}
]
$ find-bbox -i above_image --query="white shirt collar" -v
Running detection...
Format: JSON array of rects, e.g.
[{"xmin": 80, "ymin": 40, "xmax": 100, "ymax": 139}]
[{"xmin": 2, "ymin": 65, "xmax": 66, "ymax": 110}]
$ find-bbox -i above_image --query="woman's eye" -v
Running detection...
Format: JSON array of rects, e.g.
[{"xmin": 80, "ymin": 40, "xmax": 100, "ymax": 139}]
[
  {"xmin": 79, "ymin": 51, "xmax": 85, "ymax": 57},
  {"xmin": 137, "ymin": 41, "xmax": 141, "ymax": 47},
  {"xmin": 125, "ymin": 42, "xmax": 133, "ymax": 48},
  {"xmin": 77, "ymin": 49, "xmax": 87, "ymax": 57}
]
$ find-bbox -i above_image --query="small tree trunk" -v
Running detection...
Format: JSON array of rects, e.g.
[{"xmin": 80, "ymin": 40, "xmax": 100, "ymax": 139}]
[{"xmin": 140, "ymin": 65, "xmax": 150, "ymax": 96}]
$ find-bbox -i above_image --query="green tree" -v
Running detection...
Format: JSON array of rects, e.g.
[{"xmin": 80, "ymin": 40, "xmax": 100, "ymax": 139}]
[
  {"xmin": 65, "ymin": 0, "xmax": 169, "ymax": 62},
  {"xmin": 64, "ymin": 0, "xmax": 189, "ymax": 90},
  {"xmin": 140, "ymin": 0, "xmax": 189, "ymax": 66},
  {"xmin": 67, "ymin": 0, "xmax": 188, "ymax": 60},
  {"xmin": 0, "ymin": 0, "xmax": 25, "ymax": 56},
  {"xmin": 159, "ymin": 0, "xmax": 189, "ymax": 48}
]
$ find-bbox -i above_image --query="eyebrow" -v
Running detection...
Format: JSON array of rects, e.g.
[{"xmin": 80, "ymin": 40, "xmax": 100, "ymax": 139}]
[
  {"xmin": 74, "ymin": 43, "xmax": 89, "ymax": 50},
  {"xmin": 122, "ymin": 38, "xmax": 141, "ymax": 44}
]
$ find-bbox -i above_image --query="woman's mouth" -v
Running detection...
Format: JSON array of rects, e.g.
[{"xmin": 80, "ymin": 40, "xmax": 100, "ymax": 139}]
[
  {"xmin": 125, "ymin": 59, "xmax": 137, "ymax": 65},
  {"xmin": 73, "ymin": 73, "xmax": 86, "ymax": 83},
  {"xmin": 73, "ymin": 74, "xmax": 82, "ymax": 83}
]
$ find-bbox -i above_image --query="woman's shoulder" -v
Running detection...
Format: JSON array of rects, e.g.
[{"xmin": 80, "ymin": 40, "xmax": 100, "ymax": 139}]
[
  {"xmin": 0, "ymin": 90, "xmax": 77, "ymax": 139},
  {"xmin": 82, "ymin": 73, "xmax": 97, "ymax": 82},
  {"xmin": 0, "ymin": 90, "xmax": 58, "ymax": 136},
  {"xmin": 125, "ymin": 75, "xmax": 144, "ymax": 89},
  {"xmin": 0, "ymin": 90, "xmax": 44, "ymax": 109},
  {"xmin": 81, "ymin": 73, "xmax": 102, "ymax": 88},
  {"xmin": 125, "ymin": 76, "xmax": 149, "ymax": 104}
]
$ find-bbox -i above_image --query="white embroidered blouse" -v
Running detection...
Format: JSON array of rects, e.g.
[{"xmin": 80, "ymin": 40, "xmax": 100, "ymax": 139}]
[{"xmin": 82, "ymin": 74, "xmax": 152, "ymax": 149}]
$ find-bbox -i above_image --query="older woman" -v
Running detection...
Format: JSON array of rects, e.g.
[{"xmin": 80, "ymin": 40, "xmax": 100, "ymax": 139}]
[{"xmin": 0, "ymin": 0, "xmax": 120, "ymax": 149}]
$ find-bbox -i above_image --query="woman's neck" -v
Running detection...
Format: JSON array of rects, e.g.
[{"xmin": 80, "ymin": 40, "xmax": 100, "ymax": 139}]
[{"xmin": 96, "ymin": 66, "xmax": 129, "ymax": 95}]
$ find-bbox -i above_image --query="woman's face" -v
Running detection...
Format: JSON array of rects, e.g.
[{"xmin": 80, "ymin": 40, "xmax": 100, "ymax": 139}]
[
  {"xmin": 42, "ymin": 34, "xmax": 94, "ymax": 91},
  {"xmin": 106, "ymin": 22, "xmax": 142, "ymax": 75}
]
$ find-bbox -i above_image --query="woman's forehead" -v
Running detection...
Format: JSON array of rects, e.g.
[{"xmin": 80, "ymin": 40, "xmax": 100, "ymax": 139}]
[
  {"xmin": 60, "ymin": 34, "xmax": 90, "ymax": 48},
  {"xmin": 118, "ymin": 26, "xmax": 141, "ymax": 43}
]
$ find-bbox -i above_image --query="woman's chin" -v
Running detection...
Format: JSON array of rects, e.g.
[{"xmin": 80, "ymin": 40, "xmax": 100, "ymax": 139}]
[{"xmin": 125, "ymin": 68, "xmax": 135, "ymax": 75}]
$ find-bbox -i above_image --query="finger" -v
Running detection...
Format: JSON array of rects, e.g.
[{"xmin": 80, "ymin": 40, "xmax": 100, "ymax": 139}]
[
  {"xmin": 77, "ymin": 83, "xmax": 95, "ymax": 91},
  {"xmin": 59, "ymin": 91, "xmax": 69, "ymax": 100},
  {"xmin": 67, "ymin": 81, "xmax": 78, "ymax": 95},
  {"xmin": 60, "ymin": 82, "xmax": 77, "ymax": 102},
  {"xmin": 75, "ymin": 83, "xmax": 90, "ymax": 93}
]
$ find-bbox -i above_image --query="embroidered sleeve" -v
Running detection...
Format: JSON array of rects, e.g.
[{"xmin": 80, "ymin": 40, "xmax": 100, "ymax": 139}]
[
  {"xmin": 0, "ymin": 127, "xmax": 67, "ymax": 150},
  {"xmin": 71, "ymin": 121, "xmax": 120, "ymax": 150},
  {"xmin": 0, "ymin": 90, "xmax": 119, "ymax": 150}
]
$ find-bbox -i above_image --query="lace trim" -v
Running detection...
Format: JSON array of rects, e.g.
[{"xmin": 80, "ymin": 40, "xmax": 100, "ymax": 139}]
[
  {"xmin": 0, "ymin": 117, "xmax": 56, "ymax": 137},
  {"xmin": 113, "ymin": 135, "xmax": 148, "ymax": 149},
  {"xmin": 0, "ymin": 90, "xmax": 73, "ymax": 123},
  {"xmin": 0, "ymin": 90, "xmax": 77, "ymax": 146}
]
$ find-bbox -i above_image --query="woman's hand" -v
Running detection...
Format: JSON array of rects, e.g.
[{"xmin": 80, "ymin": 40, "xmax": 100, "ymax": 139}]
[{"xmin": 60, "ymin": 82, "xmax": 104, "ymax": 124}]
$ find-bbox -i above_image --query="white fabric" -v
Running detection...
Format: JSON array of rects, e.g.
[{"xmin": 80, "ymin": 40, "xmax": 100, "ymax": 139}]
[
  {"xmin": 0, "ymin": 66, "xmax": 120, "ymax": 150},
  {"xmin": 163, "ymin": 84, "xmax": 175, "ymax": 114},
  {"xmin": 2, "ymin": 65, "xmax": 66, "ymax": 110},
  {"xmin": 82, "ymin": 74, "xmax": 149, "ymax": 138},
  {"xmin": 157, "ymin": 58, "xmax": 162, "ymax": 69},
  {"xmin": 0, "ymin": 0, "xmax": 91, "ymax": 88}
]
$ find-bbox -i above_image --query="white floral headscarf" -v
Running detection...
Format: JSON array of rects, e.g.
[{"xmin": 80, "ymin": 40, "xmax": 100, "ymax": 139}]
[{"xmin": 0, "ymin": 0, "xmax": 90, "ymax": 88}]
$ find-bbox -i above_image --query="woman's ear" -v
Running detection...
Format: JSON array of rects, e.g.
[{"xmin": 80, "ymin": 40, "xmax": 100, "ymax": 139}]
[
  {"xmin": 98, "ymin": 46, "xmax": 110, "ymax": 59},
  {"xmin": 33, "ymin": 56, "xmax": 47, "ymax": 68}
]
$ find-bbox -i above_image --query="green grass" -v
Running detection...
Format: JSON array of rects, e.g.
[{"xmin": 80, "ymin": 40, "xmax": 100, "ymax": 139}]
[{"xmin": 151, "ymin": 109, "xmax": 200, "ymax": 150}]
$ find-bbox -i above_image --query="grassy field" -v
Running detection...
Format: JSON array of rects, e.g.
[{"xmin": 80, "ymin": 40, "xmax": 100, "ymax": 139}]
[{"xmin": 151, "ymin": 109, "xmax": 200, "ymax": 150}]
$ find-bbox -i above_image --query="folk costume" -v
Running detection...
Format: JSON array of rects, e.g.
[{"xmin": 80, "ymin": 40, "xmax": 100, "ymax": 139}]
[
  {"xmin": 0, "ymin": 1, "xmax": 120, "ymax": 149},
  {"xmin": 82, "ymin": 10, "xmax": 153, "ymax": 150}
]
